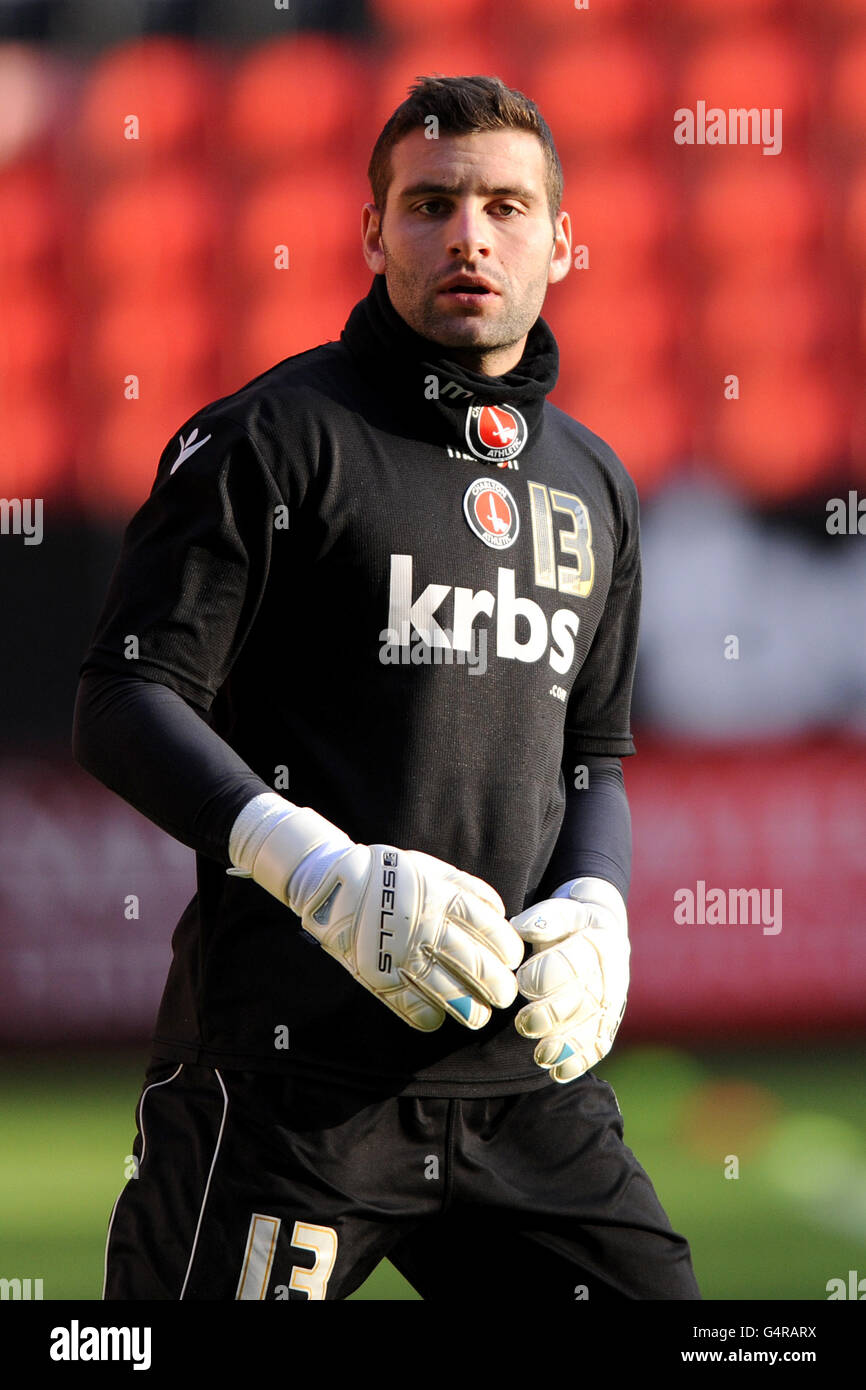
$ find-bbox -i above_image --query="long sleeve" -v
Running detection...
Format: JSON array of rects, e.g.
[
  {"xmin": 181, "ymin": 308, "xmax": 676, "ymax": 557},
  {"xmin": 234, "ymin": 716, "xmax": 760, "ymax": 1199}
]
[
  {"xmin": 72, "ymin": 667, "xmax": 271, "ymax": 864},
  {"xmin": 534, "ymin": 752, "xmax": 632, "ymax": 903}
]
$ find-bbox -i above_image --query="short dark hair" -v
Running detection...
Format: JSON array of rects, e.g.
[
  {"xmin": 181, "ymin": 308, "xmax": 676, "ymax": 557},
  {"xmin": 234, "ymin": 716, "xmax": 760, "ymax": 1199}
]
[{"xmin": 368, "ymin": 74, "xmax": 563, "ymax": 225}]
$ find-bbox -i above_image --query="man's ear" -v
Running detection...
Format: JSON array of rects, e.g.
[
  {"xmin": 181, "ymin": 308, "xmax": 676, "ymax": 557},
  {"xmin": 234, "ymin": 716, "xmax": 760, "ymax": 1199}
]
[
  {"xmin": 548, "ymin": 210, "xmax": 572, "ymax": 286},
  {"xmin": 362, "ymin": 203, "xmax": 386, "ymax": 275}
]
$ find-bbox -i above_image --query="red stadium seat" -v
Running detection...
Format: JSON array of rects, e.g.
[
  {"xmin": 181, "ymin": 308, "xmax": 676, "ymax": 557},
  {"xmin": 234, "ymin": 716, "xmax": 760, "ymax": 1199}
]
[
  {"xmin": 508, "ymin": 0, "xmax": 638, "ymax": 35},
  {"xmin": 85, "ymin": 289, "xmax": 217, "ymax": 394},
  {"xmin": 825, "ymin": 0, "xmax": 866, "ymax": 18},
  {"xmin": 843, "ymin": 159, "xmax": 866, "ymax": 268},
  {"xmin": 669, "ymin": 0, "xmax": 785, "ymax": 20},
  {"xmin": 829, "ymin": 30, "xmax": 866, "ymax": 141},
  {"xmin": 82, "ymin": 168, "xmax": 221, "ymax": 289},
  {"xmin": 0, "ymin": 162, "xmax": 63, "ymax": 276},
  {"xmin": 559, "ymin": 157, "xmax": 680, "ymax": 275},
  {"xmin": 696, "ymin": 270, "xmax": 845, "ymax": 369},
  {"xmin": 554, "ymin": 366, "xmax": 688, "ymax": 495},
  {"xmin": 0, "ymin": 285, "xmax": 69, "ymax": 384},
  {"xmin": 226, "ymin": 36, "xmax": 367, "ymax": 167},
  {"xmin": 856, "ymin": 282, "xmax": 866, "ymax": 351},
  {"xmin": 370, "ymin": 0, "xmax": 489, "ymax": 37},
  {"xmin": 702, "ymin": 365, "xmax": 848, "ymax": 500},
  {"xmin": 0, "ymin": 384, "xmax": 70, "ymax": 497},
  {"xmin": 530, "ymin": 35, "xmax": 667, "ymax": 153},
  {"xmin": 231, "ymin": 276, "xmax": 368, "ymax": 382},
  {"xmin": 689, "ymin": 160, "xmax": 822, "ymax": 271},
  {"xmin": 675, "ymin": 27, "xmax": 815, "ymax": 138},
  {"xmin": 77, "ymin": 38, "xmax": 213, "ymax": 166},
  {"xmin": 547, "ymin": 273, "xmax": 681, "ymax": 375},
  {"xmin": 232, "ymin": 169, "xmax": 366, "ymax": 285}
]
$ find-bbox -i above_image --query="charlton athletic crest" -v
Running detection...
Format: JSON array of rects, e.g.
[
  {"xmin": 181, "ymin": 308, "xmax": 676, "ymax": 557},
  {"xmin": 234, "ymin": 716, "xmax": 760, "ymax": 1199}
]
[
  {"xmin": 463, "ymin": 477, "xmax": 520, "ymax": 550},
  {"xmin": 465, "ymin": 403, "xmax": 528, "ymax": 465}
]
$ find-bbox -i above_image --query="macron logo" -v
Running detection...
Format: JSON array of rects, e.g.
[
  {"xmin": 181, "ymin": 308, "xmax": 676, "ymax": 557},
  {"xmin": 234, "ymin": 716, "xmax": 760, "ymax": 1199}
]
[
  {"xmin": 49, "ymin": 1320, "xmax": 152, "ymax": 1371},
  {"xmin": 170, "ymin": 427, "xmax": 212, "ymax": 474}
]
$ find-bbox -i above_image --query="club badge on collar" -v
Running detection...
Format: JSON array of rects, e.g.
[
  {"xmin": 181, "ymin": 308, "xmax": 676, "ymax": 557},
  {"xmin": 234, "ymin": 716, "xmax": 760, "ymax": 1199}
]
[{"xmin": 465, "ymin": 403, "xmax": 528, "ymax": 465}]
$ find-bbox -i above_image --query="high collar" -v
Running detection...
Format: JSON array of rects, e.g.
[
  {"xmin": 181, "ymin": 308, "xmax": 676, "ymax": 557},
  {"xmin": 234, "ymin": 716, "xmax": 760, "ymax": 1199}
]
[{"xmin": 340, "ymin": 273, "xmax": 559, "ymax": 453}]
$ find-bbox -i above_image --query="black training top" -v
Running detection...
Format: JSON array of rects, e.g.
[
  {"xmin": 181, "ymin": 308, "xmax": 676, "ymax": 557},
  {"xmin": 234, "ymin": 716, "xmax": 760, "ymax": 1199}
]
[{"xmin": 79, "ymin": 274, "xmax": 641, "ymax": 1096}]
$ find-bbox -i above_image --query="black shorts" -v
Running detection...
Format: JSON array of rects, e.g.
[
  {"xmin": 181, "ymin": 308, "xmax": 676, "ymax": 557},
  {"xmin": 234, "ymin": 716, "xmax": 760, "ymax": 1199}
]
[{"xmin": 104, "ymin": 1060, "xmax": 701, "ymax": 1301}]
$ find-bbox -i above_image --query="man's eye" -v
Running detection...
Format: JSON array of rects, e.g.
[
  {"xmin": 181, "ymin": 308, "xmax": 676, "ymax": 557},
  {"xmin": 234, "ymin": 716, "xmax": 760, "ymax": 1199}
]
[
  {"xmin": 416, "ymin": 200, "xmax": 446, "ymax": 215},
  {"xmin": 495, "ymin": 204, "xmax": 521, "ymax": 218}
]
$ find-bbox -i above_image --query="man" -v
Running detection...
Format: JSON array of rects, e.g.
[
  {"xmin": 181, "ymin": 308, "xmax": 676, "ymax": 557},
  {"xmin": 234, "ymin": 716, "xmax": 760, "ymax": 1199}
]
[{"xmin": 73, "ymin": 74, "xmax": 700, "ymax": 1301}]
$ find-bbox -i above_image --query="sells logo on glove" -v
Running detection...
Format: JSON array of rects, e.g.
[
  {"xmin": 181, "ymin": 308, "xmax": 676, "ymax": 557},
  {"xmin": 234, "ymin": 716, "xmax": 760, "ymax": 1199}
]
[{"xmin": 378, "ymin": 852, "xmax": 399, "ymax": 973}]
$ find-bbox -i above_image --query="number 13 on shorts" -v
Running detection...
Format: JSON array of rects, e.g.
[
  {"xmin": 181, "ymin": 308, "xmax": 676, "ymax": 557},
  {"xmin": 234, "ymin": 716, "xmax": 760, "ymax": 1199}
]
[{"xmin": 236, "ymin": 1214, "xmax": 338, "ymax": 1300}]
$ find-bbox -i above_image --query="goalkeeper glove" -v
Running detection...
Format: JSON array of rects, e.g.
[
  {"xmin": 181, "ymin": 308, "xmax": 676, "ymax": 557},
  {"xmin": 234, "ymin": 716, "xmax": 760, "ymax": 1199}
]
[
  {"xmin": 228, "ymin": 792, "xmax": 522, "ymax": 1032},
  {"xmin": 511, "ymin": 876, "xmax": 629, "ymax": 1082}
]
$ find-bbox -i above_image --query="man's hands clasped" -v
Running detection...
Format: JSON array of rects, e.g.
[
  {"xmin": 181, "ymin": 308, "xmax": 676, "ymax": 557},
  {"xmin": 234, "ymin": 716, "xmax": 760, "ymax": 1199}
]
[
  {"xmin": 229, "ymin": 795, "xmax": 628, "ymax": 1077},
  {"xmin": 228, "ymin": 793, "xmax": 522, "ymax": 1032}
]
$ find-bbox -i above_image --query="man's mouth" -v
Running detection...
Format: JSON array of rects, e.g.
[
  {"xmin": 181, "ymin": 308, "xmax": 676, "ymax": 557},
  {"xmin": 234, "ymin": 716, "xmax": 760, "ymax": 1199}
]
[{"xmin": 437, "ymin": 276, "xmax": 499, "ymax": 297}]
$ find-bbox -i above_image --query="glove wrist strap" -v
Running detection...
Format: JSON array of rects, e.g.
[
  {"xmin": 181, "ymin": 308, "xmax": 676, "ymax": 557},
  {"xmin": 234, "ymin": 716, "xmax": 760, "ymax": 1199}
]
[
  {"xmin": 552, "ymin": 876, "xmax": 627, "ymax": 928},
  {"xmin": 228, "ymin": 791, "xmax": 354, "ymax": 909}
]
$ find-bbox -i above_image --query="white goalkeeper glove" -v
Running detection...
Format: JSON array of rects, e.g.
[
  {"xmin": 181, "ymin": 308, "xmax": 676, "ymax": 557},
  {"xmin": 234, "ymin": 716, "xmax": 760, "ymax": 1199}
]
[
  {"xmin": 511, "ymin": 876, "xmax": 630, "ymax": 1083},
  {"xmin": 228, "ymin": 792, "xmax": 523, "ymax": 1032}
]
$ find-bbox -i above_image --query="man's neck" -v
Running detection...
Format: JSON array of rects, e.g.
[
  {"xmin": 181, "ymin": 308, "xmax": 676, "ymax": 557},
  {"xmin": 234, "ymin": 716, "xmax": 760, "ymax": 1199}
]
[{"xmin": 446, "ymin": 338, "xmax": 528, "ymax": 377}]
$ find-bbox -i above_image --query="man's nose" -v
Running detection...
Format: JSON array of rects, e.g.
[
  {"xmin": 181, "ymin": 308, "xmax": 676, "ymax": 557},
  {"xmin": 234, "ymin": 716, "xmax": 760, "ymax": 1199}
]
[{"xmin": 446, "ymin": 203, "xmax": 491, "ymax": 259}]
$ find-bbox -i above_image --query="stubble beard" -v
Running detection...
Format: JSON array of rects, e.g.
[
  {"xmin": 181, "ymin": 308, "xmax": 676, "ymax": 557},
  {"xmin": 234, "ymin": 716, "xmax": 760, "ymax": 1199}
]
[{"xmin": 381, "ymin": 251, "xmax": 549, "ymax": 368}]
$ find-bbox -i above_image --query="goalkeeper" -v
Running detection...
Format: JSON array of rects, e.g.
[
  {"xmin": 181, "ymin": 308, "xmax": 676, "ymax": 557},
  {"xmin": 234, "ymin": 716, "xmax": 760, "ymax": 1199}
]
[{"xmin": 73, "ymin": 75, "xmax": 700, "ymax": 1301}]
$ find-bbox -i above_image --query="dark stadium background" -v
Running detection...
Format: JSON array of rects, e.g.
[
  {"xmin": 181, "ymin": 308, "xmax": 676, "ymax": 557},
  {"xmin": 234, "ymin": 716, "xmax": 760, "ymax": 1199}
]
[{"xmin": 0, "ymin": 0, "xmax": 864, "ymax": 1302}]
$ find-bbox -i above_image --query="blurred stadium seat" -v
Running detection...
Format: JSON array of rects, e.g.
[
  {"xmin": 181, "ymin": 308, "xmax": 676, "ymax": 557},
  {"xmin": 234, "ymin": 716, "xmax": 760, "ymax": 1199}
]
[
  {"xmin": 703, "ymin": 364, "xmax": 849, "ymax": 500},
  {"xmin": 370, "ymin": 0, "xmax": 490, "ymax": 37},
  {"xmin": 0, "ymin": 160, "xmax": 63, "ymax": 278},
  {"xmin": 0, "ymin": 285, "xmax": 69, "ymax": 385},
  {"xmin": 675, "ymin": 26, "xmax": 816, "ymax": 136},
  {"xmin": 231, "ymin": 275, "xmax": 367, "ymax": 382},
  {"xmin": 508, "ymin": 0, "xmax": 639, "ymax": 33},
  {"xmin": 550, "ymin": 273, "xmax": 681, "ymax": 374},
  {"xmin": 225, "ymin": 35, "xmax": 367, "ymax": 168},
  {"xmin": 557, "ymin": 366, "xmax": 690, "ymax": 494},
  {"xmin": 0, "ymin": 384, "xmax": 70, "ymax": 496},
  {"xmin": 84, "ymin": 288, "xmax": 216, "ymax": 395},
  {"xmin": 670, "ymin": 0, "xmax": 783, "ymax": 18},
  {"xmin": 233, "ymin": 168, "xmax": 365, "ymax": 285},
  {"xmin": 689, "ymin": 159, "xmax": 823, "ymax": 272},
  {"xmin": 696, "ymin": 270, "xmax": 846, "ymax": 369},
  {"xmin": 76, "ymin": 37, "xmax": 213, "ymax": 167},
  {"xmin": 559, "ymin": 157, "xmax": 679, "ymax": 276},
  {"xmin": 530, "ymin": 34, "xmax": 667, "ymax": 153},
  {"xmin": 843, "ymin": 159, "xmax": 866, "ymax": 269},
  {"xmin": 829, "ymin": 28, "xmax": 866, "ymax": 142},
  {"xmin": 81, "ymin": 167, "xmax": 221, "ymax": 290}
]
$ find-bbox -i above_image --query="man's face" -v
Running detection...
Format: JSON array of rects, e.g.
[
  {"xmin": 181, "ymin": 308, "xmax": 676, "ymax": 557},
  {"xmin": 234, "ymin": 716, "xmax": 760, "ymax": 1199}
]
[{"xmin": 362, "ymin": 128, "xmax": 571, "ymax": 375}]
